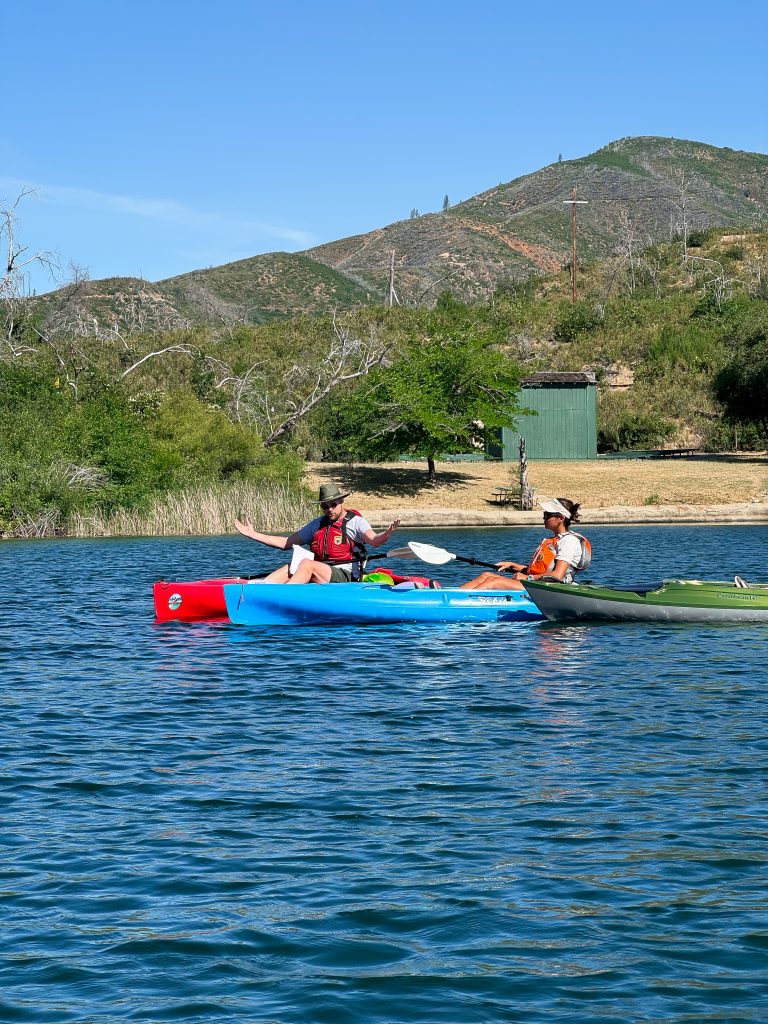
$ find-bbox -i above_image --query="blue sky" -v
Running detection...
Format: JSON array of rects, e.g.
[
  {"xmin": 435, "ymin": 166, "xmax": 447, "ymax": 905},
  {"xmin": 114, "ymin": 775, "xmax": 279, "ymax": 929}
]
[{"xmin": 3, "ymin": 0, "xmax": 766, "ymax": 294}]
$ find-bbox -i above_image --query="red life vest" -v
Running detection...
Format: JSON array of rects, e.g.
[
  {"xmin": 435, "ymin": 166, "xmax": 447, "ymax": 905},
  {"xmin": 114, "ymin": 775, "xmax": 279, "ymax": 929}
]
[{"xmin": 310, "ymin": 509, "xmax": 367, "ymax": 565}]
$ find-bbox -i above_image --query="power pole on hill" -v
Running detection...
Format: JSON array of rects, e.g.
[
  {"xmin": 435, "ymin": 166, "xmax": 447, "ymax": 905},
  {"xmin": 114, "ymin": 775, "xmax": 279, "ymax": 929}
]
[
  {"xmin": 387, "ymin": 250, "xmax": 400, "ymax": 308},
  {"xmin": 563, "ymin": 187, "xmax": 588, "ymax": 302}
]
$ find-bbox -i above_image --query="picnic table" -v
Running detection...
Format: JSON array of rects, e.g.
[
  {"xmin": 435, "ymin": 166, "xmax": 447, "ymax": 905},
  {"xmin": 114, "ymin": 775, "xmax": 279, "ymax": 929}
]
[
  {"xmin": 654, "ymin": 447, "xmax": 702, "ymax": 458},
  {"xmin": 599, "ymin": 447, "xmax": 702, "ymax": 460},
  {"xmin": 491, "ymin": 487, "xmax": 519, "ymax": 506}
]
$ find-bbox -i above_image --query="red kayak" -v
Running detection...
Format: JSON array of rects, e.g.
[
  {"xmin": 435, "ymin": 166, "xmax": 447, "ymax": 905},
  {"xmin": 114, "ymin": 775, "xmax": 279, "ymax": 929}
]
[
  {"xmin": 153, "ymin": 578, "xmax": 248, "ymax": 621},
  {"xmin": 153, "ymin": 568, "xmax": 436, "ymax": 623}
]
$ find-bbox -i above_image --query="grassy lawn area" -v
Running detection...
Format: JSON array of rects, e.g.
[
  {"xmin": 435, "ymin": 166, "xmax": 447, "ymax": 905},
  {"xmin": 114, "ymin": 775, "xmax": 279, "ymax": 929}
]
[{"xmin": 306, "ymin": 456, "xmax": 768, "ymax": 511}]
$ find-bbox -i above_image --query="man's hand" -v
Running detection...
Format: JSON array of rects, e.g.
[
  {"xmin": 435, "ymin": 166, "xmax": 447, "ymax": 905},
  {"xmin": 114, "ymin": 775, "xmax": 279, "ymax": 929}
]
[{"xmin": 234, "ymin": 519, "xmax": 258, "ymax": 540}]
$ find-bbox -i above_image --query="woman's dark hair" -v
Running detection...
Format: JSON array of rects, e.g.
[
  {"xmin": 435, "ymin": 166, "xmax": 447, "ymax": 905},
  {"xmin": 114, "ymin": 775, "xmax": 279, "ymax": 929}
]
[{"xmin": 556, "ymin": 497, "xmax": 581, "ymax": 523}]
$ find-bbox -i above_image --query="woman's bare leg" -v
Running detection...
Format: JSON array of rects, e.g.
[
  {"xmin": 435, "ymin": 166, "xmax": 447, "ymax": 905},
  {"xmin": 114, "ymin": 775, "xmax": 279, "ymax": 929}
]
[{"xmin": 460, "ymin": 572, "xmax": 525, "ymax": 591}]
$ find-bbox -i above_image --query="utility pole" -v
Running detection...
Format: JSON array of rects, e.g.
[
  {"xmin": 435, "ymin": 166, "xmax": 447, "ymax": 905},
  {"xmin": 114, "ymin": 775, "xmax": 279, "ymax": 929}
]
[
  {"xmin": 386, "ymin": 249, "xmax": 400, "ymax": 308},
  {"xmin": 562, "ymin": 187, "xmax": 588, "ymax": 302}
]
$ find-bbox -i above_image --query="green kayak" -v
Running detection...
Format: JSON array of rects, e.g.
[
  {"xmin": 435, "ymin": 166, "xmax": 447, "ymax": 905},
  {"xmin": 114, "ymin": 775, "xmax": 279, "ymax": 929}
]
[{"xmin": 525, "ymin": 577, "xmax": 768, "ymax": 623}]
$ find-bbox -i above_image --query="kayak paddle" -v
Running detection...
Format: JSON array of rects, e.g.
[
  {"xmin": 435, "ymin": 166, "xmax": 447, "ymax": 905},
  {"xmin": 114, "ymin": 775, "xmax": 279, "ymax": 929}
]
[
  {"xmin": 358, "ymin": 549, "xmax": 413, "ymax": 562},
  {"xmin": 406, "ymin": 541, "xmax": 511, "ymax": 571}
]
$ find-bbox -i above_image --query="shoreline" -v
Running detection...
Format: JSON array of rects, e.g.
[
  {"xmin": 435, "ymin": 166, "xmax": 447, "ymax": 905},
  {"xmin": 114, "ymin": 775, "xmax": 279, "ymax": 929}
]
[
  {"xmin": 365, "ymin": 503, "xmax": 768, "ymax": 529},
  {"xmin": 2, "ymin": 502, "xmax": 766, "ymax": 541}
]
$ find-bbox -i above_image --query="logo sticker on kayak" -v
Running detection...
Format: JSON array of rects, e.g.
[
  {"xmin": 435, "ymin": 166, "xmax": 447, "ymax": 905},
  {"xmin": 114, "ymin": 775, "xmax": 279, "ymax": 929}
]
[{"xmin": 168, "ymin": 593, "xmax": 183, "ymax": 611}]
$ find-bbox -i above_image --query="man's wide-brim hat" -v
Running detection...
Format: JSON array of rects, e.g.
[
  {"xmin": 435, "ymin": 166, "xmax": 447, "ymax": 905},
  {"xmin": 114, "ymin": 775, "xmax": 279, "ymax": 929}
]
[{"xmin": 317, "ymin": 482, "xmax": 350, "ymax": 504}]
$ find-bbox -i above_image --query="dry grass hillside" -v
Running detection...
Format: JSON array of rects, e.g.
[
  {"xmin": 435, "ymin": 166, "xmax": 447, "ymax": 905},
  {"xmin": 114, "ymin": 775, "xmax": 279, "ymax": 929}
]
[{"xmin": 305, "ymin": 456, "xmax": 768, "ymax": 511}]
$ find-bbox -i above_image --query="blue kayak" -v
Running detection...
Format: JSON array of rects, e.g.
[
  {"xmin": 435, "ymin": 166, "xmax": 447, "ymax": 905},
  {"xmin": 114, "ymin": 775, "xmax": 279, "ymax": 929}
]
[{"xmin": 223, "ymin": 581, "xmax": 542, "ymax": 626}]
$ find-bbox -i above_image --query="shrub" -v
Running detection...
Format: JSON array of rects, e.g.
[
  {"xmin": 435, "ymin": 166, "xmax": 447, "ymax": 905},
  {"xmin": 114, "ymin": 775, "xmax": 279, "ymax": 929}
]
[
  {"xmin": 149, "ymin": 391, "xmax": 262, "ymax": 483},
  {"xmin": 687, "ymin": 228, "xmax": 714, "ymax": 248},
  {"xmin": 647, "ymin": 322, "xmax": 721, "ymax": 371},
  {"xmin": 704, "ymin": 419, "xmax": 768, "ymax": 453},
  {"xmin": 598, "ymin": 411, "xmax": 674, "ymax": 452},
  {"xmin": 553, "ymin": 302, "xmax": 603, "ymax": 343}
]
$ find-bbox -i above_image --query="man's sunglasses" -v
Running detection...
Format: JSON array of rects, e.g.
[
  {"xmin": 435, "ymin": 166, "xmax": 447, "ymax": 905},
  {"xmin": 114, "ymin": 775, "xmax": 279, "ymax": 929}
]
[{"xmin": 321, "ymin": 499, "xmax": 343, "ymax": 511}]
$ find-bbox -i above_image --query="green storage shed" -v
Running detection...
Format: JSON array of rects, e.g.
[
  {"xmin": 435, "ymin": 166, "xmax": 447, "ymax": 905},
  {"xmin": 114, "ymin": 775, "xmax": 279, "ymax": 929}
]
[{"xmin": 489, "ymin": 371, "xmax": 597, "ymax": 460}]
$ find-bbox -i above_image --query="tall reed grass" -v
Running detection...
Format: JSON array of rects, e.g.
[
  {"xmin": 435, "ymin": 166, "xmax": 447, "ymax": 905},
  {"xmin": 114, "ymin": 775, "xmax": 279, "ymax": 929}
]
[{"xmin": 68, "ymin": 481, "xmax": 315, "ymax": 538}]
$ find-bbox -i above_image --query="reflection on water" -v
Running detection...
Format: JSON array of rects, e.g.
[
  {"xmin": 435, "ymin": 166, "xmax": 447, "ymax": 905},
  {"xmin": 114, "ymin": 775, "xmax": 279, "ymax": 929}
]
[{"xmin": 1, "ymin": 525, "xmax": 768, "ymax": 1022}]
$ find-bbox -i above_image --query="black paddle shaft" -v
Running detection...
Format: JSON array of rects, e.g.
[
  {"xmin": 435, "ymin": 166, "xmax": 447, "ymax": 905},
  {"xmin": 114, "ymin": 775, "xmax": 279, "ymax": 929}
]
[{"xmin": 454, "ymin": 554, "xmax": 512, "ymax": 572}]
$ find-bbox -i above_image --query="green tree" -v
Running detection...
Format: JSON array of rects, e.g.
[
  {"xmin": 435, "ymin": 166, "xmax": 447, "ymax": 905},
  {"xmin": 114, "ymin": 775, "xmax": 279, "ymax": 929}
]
[
  {"xmin": 712, "ymin": 303, "xmax": 768, "ymax": 428},
  {"xmin": 328, "ymin": 336, "xmax": 522, "ymax": 483},
  {"xmin": 442, "ymin": 194, "xmax": 450, "ymax": 212}
]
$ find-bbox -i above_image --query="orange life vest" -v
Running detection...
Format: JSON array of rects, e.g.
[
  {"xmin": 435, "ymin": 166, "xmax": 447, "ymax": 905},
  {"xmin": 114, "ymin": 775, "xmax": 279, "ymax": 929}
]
[
  {"xmin": 528, "ymin": 532, "xmax": 593, "ymax": 574},
  {"xmin": 528, "ymin": 536, "xmax": 558, "ymax": 575}
]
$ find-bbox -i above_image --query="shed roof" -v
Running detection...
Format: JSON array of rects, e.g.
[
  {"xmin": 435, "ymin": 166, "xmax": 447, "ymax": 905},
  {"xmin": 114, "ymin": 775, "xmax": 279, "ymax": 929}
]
[{"xmin": 521, "ymin": 371, "xmax": 596, "ymax": 386}]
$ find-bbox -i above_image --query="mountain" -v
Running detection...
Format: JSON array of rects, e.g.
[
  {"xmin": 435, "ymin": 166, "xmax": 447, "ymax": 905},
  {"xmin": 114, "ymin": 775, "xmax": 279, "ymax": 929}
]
[{"xmin": 32, "ymin": 137, "xmax": 768, "ymax": 331}]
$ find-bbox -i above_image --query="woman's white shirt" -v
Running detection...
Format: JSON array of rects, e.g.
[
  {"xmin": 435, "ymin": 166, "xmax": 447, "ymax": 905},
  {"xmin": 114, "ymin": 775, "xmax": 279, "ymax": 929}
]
[{"xmin": 554, "ymin": 532, "xmax": 582, "ymax": 582}]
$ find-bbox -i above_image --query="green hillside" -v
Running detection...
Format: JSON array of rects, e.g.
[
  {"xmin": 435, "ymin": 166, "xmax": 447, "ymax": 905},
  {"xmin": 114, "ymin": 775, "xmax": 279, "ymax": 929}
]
[
  {"xmin": 28, "ymin": 137, "xmax": 768, "ymax": 334},
  {"xmin": 4, "ymin": 222, "xmax": 768, "ymax": 537},
  {"xmin": 159, "ymin": 251, "xmax": 380, "ymax": 325}
]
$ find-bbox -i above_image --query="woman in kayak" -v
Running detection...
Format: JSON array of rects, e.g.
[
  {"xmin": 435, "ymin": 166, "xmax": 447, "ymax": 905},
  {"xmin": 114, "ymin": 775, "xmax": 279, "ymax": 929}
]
[
  {"xmin": 460, "ymin": 497, "xmax": 590, "ymax": 591},
  {"xmin": 234, "ymin": 482, "xmax": 401, "ymax": 584}
]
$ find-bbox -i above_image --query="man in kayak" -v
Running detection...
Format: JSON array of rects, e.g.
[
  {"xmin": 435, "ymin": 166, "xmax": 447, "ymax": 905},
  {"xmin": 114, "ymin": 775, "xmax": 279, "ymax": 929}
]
[
  {"xmin": 460, "ymin": 497, "xmax": 591, "ymax": 590},
  {"xmin": 234, "ymin": 483, "xmax": 401, "ymax": 584}
]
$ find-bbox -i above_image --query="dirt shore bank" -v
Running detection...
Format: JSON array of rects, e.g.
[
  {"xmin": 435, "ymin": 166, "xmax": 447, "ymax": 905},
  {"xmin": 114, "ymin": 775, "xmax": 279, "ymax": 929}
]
[{"xmin": 305, "ymin": 457, "xmax": 768, "ymax": 527}]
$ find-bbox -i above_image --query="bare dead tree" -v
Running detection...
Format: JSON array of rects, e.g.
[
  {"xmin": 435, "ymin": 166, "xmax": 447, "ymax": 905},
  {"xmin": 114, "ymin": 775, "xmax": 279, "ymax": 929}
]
[
  {"xmin": 210, "ymin": 312, "xmax": 390, "ymax": 446},
  {"xmin": 114, "ymin": 282, "xmax": 192, "ymax": 337},
  {"xmin": 119, "ymin": 344, "xmax": 196, "ymax": 379},
  {"xmin": 638, "ymin": 248, "xmax": 664, "ymax": 299},
  {"xmin": 409, "ymin": 266, "xmax": 463, "ymax": 307},
  {"xmin": 686, "ymin": 255, "xmax": 739, "ymax": 309},
  {"xmin": 744, "ymin": 253, "xmax": 764, "ymax": 297},
  {"xmin": 616, "ymin": 207, "xmax": 641, "ymax": 293},
  {"xmin": 668, "ymin": 170, "xmax": 695, "ymax": 267},
  {"xmin": 1, "ymin": 190, "xmax": 57, "ymax": 356},
  {"xmin": 519, "ymin": 437, "xmax": 534, "ymax": 510}
]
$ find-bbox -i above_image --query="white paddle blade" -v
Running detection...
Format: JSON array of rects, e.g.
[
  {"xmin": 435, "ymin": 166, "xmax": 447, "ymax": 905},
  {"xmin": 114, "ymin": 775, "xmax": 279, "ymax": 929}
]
[
  {"xmin": 407, "ymin": 541, "xmax": 456, "ymax": 565},
  {"xmin": 387, "ymin": 547, "xmax": 417, "ymax": 559}
]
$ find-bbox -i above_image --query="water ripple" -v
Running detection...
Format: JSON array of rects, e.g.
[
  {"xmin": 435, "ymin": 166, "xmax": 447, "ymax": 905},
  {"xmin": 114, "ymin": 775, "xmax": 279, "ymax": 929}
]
[{"xmin": 1, "ymin": 527, "xmax": 768, "ymax": 1021}]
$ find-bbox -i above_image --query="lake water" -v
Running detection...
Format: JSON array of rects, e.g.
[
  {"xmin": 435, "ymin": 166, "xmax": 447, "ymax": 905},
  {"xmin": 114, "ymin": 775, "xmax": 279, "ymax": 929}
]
[{"xmin": 2, "ymin": 525, "xmax": 768, "ymax": 1023}]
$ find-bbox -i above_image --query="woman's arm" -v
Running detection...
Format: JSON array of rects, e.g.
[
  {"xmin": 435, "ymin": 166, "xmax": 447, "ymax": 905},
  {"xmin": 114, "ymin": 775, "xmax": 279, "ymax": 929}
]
[
  {"xmin": 543, "ymin": 558, "xmax": 570, "ymax": 582},
  {"xmin": 519, "ymin": 559, "xmax": 570, "ymax": 583},
  {"xmin": 234, "ymin": 519, "xmax": 303, "ymax": 550}
]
